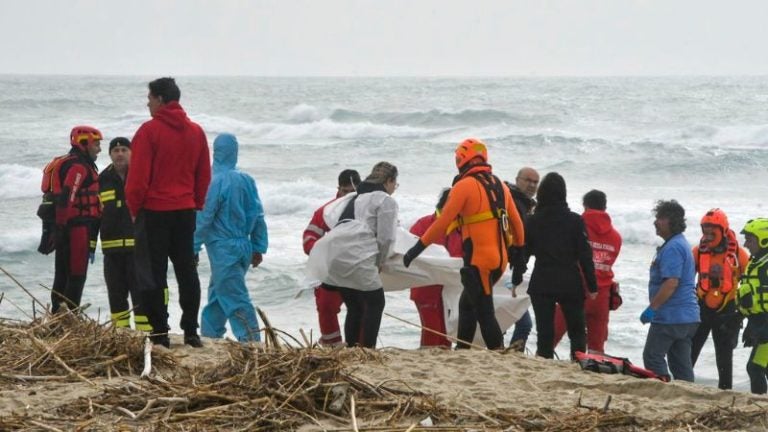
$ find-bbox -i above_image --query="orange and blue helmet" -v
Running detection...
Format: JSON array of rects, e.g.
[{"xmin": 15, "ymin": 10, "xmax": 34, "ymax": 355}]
[
  {"xmin": 70, "ymin": 125, "xmax": 103, "ymax": 150},
  {"xmin": 455, "ymin": 138, "xmax": 487, "ymax": 170}
]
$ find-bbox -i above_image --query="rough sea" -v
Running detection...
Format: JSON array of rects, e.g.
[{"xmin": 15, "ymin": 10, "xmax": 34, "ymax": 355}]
[{"xmin": 2, "ymin": 75, "xmax": 768, "ymax": 391}]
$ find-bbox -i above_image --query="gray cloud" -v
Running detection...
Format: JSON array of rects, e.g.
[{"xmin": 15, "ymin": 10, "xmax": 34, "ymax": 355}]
[{"xmin": 2, "ymin": 0, "xmax": 767, "ymax": 76}]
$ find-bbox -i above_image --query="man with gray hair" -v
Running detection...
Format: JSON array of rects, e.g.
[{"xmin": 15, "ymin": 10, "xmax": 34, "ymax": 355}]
[{"xmin": 505, "ymin": 166, "xmax": 539, "ymax": 352}]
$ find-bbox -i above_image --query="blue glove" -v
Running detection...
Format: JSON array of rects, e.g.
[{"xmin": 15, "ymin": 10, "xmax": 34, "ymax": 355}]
[
  {"xmin": 639, "ymin": 306, "xmax": 656, "ymax": 324},
  {"xmin": 89, "ymin": 251, "xmax": 95, "ymax": 264}
]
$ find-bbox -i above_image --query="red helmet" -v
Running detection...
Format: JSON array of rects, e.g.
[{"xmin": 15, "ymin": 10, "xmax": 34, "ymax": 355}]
[
  {"xmin": 70, "ymin": 125, "xmax": 103, "ymax": 150},
  {"xmin": 455, "ymin": 138, "xmax": 487, "ymax": 169},
  {"xmin": 701, "ymin": 208, "xmax": 729, "ymax": 231}
]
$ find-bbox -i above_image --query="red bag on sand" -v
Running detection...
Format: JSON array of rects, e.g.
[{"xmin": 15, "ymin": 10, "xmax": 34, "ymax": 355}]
[{"xmin": 574, "ymin": 351, "xmax": 669, "ymax": 382}]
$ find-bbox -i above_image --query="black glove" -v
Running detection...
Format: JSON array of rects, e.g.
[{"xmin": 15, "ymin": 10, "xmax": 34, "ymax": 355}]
[
  {"xmin": 511, "ymin": 265, "xmax": 524, "ymax": 286},
  {"xmin": 508, "ymin": 246, "xmax": 526, "ymax": 286},
  {"xmin": 403, "ymin": 240, "xmax": 427, "ymax": 268}
]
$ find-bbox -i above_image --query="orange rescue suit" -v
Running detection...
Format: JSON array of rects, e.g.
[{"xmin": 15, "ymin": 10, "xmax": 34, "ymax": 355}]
[{"xmin": 420, "ymin": 165, "xmax": 524, "ymax": 294}]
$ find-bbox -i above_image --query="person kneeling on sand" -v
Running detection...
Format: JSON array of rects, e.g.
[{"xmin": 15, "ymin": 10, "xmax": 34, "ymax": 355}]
[{"xmin": 194, "ymin": 133, "xmax": 268, "ymax": 343}]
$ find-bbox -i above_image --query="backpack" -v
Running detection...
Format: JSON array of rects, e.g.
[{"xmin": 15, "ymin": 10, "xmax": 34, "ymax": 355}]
[{"xmin": 36, "ymin": 154, "xmax": 76, "ymax": 254}]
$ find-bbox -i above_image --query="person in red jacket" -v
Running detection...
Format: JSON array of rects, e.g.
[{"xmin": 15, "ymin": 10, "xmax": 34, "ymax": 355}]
[
  {"xmin": 553, "ymin": 189, "xmax": 622, "ymax": 354},
  {"xmin": 409, "ymin": 188, "xmax": 464, "ymax": 348},
  {"xmin": 49, "ymin": 126, "xmax": 103, "ymax": 313},
  {"xmin": 126, "ymin": 77, "xmax": 211, "ymax": 348},
  {"xmin": 303, "ymin": 169, "xmax": 360, "ymax": 346}
]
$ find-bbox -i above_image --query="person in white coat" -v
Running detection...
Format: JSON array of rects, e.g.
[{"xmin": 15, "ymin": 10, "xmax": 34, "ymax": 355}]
[{"xmin": 321, "ymin": 161, "xmax": 399, "ymax": 348}]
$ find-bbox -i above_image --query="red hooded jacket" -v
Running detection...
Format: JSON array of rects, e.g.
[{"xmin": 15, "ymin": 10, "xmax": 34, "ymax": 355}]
[
  {"xmin": 126, "ymin": 101, "xmax": 211, "ymax": 217},
  {"xmin": 582, "ymin": 209, "xmax": 622, "ymax": 289},
  {"xmin": 410, "ymin": 213, "xmax": 463, "ymax": 258}
]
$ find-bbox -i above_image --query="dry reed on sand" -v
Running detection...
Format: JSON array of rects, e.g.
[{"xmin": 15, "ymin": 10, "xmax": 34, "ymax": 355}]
[
  {"xmin": 0, "ymin": 309, "xmax": 176, "ymax": 383},
  {"xmin": 1, "ymin": 312, "xmax": 767, "ymax": 430}
]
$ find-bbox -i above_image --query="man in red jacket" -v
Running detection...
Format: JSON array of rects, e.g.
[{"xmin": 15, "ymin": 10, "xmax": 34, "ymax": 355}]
[
  {"xmin": 126, "ymin": 77, "xmax": 211, "ymax": 348},
  {"xmin": 553, "ymin": 189, "xmax": 622, "ymax": 354},
  {"xmin": 303, "ymin": 169, "xmax": 360, "ymax": 346}
]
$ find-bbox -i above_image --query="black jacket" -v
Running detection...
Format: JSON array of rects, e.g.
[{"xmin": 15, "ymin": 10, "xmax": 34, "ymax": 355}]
[
  {"xmin": 525, "ymin": 202, "xmax": 597, "ymax": 300},
  {"xmin": 505, "ymin": 182, "xmax": 536, "ymax": 223},
  {"xmin": 98, "ymin": 165, "xmax": 134, "ymax": 253}
]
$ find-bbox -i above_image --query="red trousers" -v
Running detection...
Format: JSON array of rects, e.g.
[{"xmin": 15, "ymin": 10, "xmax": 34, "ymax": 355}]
[
  {"xmin": 315, "ymin": 284, "xmax": 344, "ymax": 346},
  {"xmin": 553, "ymin": 284, "xmax": 610, "ymax": 353},
  {"xmin": 410, "ymin": 285, "xmax": 451, "ymax": 348},
  {"xmin": 51, "ymin": 224, "xmax": 90, "ymax": 313}
]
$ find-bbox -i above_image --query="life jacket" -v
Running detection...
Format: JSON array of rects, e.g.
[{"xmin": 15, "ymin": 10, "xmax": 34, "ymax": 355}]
[
  {"xmin": 446, "ymin": 171, "xmax": 513, "ymax": 248},
  {"xmin": 696, "ymin": 229, "xmax": 741, "ymax": 310},
  {"xmin": 574, "ymin": 351, "xmax": 670, "ymax": 382},
  {"xmin": 736, "ymin": 253, "xmax": 768, "ymax": 316},
  {"xmin": 36, "ymin": 152, "xmax": 99, "ymax": 254}
]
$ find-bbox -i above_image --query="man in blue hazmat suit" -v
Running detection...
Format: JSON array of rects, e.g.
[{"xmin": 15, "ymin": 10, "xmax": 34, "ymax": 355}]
[{"xmin": 194, "ymin": 133, "xmax": 268, "ymax": 342}]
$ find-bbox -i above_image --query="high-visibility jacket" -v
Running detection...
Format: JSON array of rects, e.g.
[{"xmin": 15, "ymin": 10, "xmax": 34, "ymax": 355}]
[
  {"xmin": 98, "ymin": 164, "xmax": 134, "ymax": 253},
  {"xmin": 737, "ymin": 252, "xmax": 768, "ymax": 316}
]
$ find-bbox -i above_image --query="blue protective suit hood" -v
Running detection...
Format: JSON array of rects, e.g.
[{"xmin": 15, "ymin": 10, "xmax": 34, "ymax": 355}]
[
  {"xmin": 194, "ymin": 132, "xmax": 268, "ymax": 343},
  {"xmin": 213, "ymin": 133, "xmax": 238, "ymax": 174}
]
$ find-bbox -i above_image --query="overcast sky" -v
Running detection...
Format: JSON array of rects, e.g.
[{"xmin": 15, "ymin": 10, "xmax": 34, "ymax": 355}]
[{"xmin": 1, "ymin": 0, "xmax": 767, "ymax": 76}]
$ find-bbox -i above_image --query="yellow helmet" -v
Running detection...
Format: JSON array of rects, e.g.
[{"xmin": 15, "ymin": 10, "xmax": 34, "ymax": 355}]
[{"xmin": 741, "ymin": 218, "xmax": 768, "ymax": 248}]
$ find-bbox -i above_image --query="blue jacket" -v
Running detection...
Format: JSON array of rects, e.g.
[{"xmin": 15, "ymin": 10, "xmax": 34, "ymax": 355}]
[{"xmin": 194, "ymin": 133, "xmax": 268, "ymax": 255}]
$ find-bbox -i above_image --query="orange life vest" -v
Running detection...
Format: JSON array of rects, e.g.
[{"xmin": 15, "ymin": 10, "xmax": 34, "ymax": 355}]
[
  {"xmin": 40, "ymin": 153, "xmax": 100, "ymax": 222},
  {"xmin": 696, "ymin": 229, "xmax": 741, "ymax": 310}
]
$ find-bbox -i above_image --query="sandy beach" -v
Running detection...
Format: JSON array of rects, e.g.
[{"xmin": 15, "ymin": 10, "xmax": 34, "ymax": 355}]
[{"xmin": 2, "ymin": 318, "xmax": 768, "ymax": 431}]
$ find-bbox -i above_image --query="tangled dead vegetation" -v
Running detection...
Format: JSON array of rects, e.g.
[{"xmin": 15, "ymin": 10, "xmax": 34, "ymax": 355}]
[
  {"xmin": 0, "ymin": 310, "xmax": 175, "ymax": 384},
  {"xmin": 0, "ymin": 308, "xmax": 766, "ymax": 430}
]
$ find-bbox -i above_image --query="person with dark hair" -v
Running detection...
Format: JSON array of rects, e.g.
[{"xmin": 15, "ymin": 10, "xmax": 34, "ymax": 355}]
[
  {"xmin": 321, "ymin": 162, "xmax": 399, "ymax": 348},
  {"xmin": 582, "ymin": 189, "xmax": 607, "ymax": 211},
  {"xmin": 302, "ymin": 169, "xmax": 361, "ymax": 347},
  {"xmin": 46, "ymin": 126, "xmax": 103, "ymax": 313},
  {"xmin": 147, "ymin": 77, "xmax": 181, "ymax": 104},
  {"xmin": 523, "ymin": 172, "xmax": 597, "ymax": 359},
  {"xmin": 126, "ymin": 77, "xmax": 211, "ymax": 348},
  {"xmin": 505, "ymin": 166, "xmax": 539, "ymax": 352},
  {"xmin": 552, "ymin": 189, "xmax": 621, "ymax": 354},
  {"xmin": 98, "ymin": 137, "xmax": 151, "ymax": 331},
  {"xmin": 641, "ymin": 199, "xmax": 699, "ymax": 381},
  {"xmin": 403, "ymin": 139, "xmax": 525, "ymax": 350},
  {"xmin": 690, "ymin": 209, "xmax": 748, "ymax": 389},
  {"xmin": 408, "ymin": 187, "xmax": 462, "ymax": 348}
]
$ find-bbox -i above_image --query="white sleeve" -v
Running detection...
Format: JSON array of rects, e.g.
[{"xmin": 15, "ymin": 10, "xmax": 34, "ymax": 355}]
[{"xmin": 375, "ymin": 196, "xmax": 399, "ymax": 268}]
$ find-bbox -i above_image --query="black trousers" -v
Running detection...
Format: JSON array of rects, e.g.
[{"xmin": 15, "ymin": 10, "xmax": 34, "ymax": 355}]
[
  {"xmin": 134, "ymin": 209, "xmax": 201, "ymax": 335},
  {"xmin": 690, "ymin": 303, "xmax": 742, "ymax": 390},
  {"xmin": 335, "ymin": 286, "xmax": 385, "ymax": 348},
  {"xmin": 104, "ymin": 251, "xmax": 152, "ymax": 330},
  {"xmin": 456, "ymin": 265, "xmax": 503, "ymax": 350},
  {"xmin": 51, "ymin": 224, "xmax": 90, "ymax": 313},
  {"xmin": 531, "ymin": 292, "xmax": 586, "ymax": 359}
]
